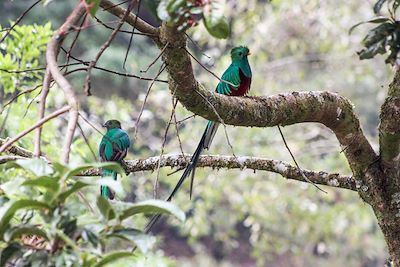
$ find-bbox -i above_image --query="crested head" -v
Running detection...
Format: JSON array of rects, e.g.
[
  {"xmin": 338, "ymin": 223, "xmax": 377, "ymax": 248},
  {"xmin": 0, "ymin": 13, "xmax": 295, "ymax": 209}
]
[
  {"xmin": 103, "ymin": 120, "xmax": 122, "ymax": 130},
  {"xmin": 230, "ymin": 46, "xmax": 250, "ymax": 61}
]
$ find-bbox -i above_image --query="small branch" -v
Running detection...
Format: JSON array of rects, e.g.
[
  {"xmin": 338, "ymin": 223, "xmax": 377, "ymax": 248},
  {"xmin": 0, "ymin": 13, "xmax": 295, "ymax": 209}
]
[
  {"xmin": 0, "ymin": 138, "xmax": 35, "ymax": 158},
  {"xmin": 134, "ymin": 63, "xmax": 166, "ymax": 138},
  {"xmin": 100, "ymin": 0, "xmax": 159, "ymax": 38},
  {"xmin": 122, "ymin": 0, "xmax": 142, "ymax": 69},
  {"xmin": 0, "ymin": 155, "xmax": 25, "ymax": 164},
  {"xmin": 85, "ymin": 0, "xmax": 135, "ymax": 95},
  {"xmin": 277, "ymin": 125, "xmax": 327, "ymax": 193},
  {"xmin": 0, "ymin": 106, "xmax": 70, "ymax": 154},
  {"xmin": 140, "ymin": 42, "xmax": 169, "ymax": 73},
  {"xmin": 46, "ymin": 2, "xmax": 85, "ymax": 164},
  {"xmin": 59, "ymin": 47, "xmax": 168, "ymax": 83},
  {"xmin": 34, "ymin": 68, "xmax": 52, "ymax": 157},
  {"xmin": 78, "ymin": 154, "xmax": 356, "ymax": 191}
]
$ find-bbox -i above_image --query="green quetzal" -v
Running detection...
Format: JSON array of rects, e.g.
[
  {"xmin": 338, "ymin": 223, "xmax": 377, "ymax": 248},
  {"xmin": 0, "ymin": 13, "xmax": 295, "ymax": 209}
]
[
  {"xmin": 145, "ymin": 46, "xmax": 252, "ymax": 232},
  {"xmin": 99, "ymin": 120, "xmax": 130, "ymax": 199}
]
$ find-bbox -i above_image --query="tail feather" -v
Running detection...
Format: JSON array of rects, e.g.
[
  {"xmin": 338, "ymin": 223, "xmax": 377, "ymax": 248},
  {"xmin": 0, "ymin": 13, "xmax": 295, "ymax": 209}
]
[
  {"xmin": 145, "ymin": 122, "xmax": 219, "ymax": 233},
  {"xmin": 100, "ymin": 169, "xmax": 117, "ymax": 200},
  {"xmin": 203, "ymin": 121, "xmax": 220, "ymax": 149}
]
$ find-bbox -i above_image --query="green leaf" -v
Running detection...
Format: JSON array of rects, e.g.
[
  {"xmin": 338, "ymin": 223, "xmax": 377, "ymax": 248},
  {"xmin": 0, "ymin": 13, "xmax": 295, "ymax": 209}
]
[
  {"xmin": 82, "ymin": 228, "xmax": 98, "ymax": 248},
  {"xmin": 93, "ymin": 251, "xmax": 135, "ymax": 267},
  {"xmin": 0, "ymin": 242, "xmax": 21, "ymax": 267},
  {"xmin": 167, "ymin": 0, "xmax": 185, "ymax": 13},
  {"xmin": 111, "ymin": 228, "xmax": 156, "ymax": 253},
  {"xmin": 0, "ymin": 200, "xmax": 50, "ymax": 236},
  {"xmin": 348, "ymin": 17, "xmax": 390, "ymax": 34},
  {"xmin": 22, "ymin": 176, "xmax": 59, "ymax": 192},
  {"xmin": 15, "ymin": 158, "xmax": 53, "ymax": 177},
  {"xmin": 58, "ymin": 181, "xmax": 90, "ymax": 202},
  {"xmin": 96, "ymin": 196, "xmax": 116, "ymax": 221},
  {"xmin": 4, "ymin": 225, "xmax": 48, "ymax": 242},
  {"xmin": 119, "ymin": 199, "xmax": 185, "ymax": 222},
  {"xmin": 203, "ymin": 0, "xmax": 230, "ymax": 39},
  {"xmin": 86, "ymin": 0, "xmax": 101, "ymax": 17}
]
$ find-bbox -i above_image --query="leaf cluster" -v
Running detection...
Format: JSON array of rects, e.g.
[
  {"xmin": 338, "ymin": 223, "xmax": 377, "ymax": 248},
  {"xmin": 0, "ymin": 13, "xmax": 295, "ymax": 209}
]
[
  {"xmin": 352, "ymin": 0, "xmax": 400, "ymax": 64},
  {"xmin": 150, "ymin": 0, "xmax": 230, "ymax": 39},
  {"xmin": 0, "ymin": 159, "xmax": 184, "ymax": 267},
  {"xmin": 0, "ymin": 23, "xmax": 52, "ymax": 94}
]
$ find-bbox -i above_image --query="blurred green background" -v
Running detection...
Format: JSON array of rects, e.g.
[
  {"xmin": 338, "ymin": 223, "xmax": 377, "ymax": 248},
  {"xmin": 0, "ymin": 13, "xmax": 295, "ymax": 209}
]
[{"xmin": 0, "ymin": 0, "xmax": 392, "ymax": 266}]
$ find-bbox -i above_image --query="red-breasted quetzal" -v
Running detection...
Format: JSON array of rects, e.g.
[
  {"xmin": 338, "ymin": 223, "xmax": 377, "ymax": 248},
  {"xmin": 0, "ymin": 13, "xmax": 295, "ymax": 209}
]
[
  {"xmin": 145, "ymin": 46, "xmax": 252, "ymax": 232},
  {"xmin": 99, "ymin": 120, "xmax": 130, "ymax": 200}
]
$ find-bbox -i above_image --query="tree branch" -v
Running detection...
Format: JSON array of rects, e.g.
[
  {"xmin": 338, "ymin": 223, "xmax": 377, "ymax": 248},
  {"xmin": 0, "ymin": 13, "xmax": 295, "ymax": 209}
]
[
  {"xmin": 0, "ymin": 138, "xmax": 35, "ymax": 158},
  {"xmin": 379, "ymin": 68, "xmax": 400, "ymax": 164},
  {"xmin": 0, "ymin": 106, "xmax": 71, "ymax": 154},
  {"xmin": 156, "ymin": 25, "xmax": 377, "ymax": 184},
  {"xmin": 46, "ymin": 2, "xmax": 85, "ymax": 163},
  {"xmin": 78, "ymin": 154, "xmax": 356, "ymax": 191},
  {"xmin": 34, "ymin": 68, "xmax": 52, "ymax": 157},
  {"xmin": 100, "ymin": 0, "xmax": 159, "ymax": 38}
]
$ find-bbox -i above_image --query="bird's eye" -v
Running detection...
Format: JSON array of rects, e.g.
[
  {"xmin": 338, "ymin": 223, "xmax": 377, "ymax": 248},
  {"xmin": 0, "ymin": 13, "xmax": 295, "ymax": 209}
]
[{"xmin": 238, "ymin": 52, "xmax": 242, "ymax": 56}]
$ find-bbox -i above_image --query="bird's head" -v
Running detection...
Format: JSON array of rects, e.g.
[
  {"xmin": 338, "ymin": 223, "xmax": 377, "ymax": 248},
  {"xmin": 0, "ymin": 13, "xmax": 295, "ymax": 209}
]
[
  {"xmin": 102, "ymin": 120, "xmax": 122, "ymax": 130},
  {"xmin": 230, "ymin": 46, "xmax": 251, "ymax": 61}
]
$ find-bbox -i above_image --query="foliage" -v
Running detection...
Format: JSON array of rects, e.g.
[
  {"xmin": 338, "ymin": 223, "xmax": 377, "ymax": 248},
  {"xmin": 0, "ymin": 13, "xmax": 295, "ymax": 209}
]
[
  {"xmin": 0, "ymin": 158, "xmax": 184, "ymax": 266},
  {"xmin": 0, "ymin": 23, "xmax": 52, "ymax": 93},
  {"xmin": 352, "ymin": 0, "xmax": 400, "ymax": 64},
  {"xmin": 150, "ymin": 0, "xmax": 230, "ymax": 38}
]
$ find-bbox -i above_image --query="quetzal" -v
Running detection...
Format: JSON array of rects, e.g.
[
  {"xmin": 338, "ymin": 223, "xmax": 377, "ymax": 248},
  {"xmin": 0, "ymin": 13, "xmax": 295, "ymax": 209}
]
[
  {"xmin": 99, "ymin": 120, "xmax": 130, "ymax": 200},
  {"xmin": 145, "ymin": 46, "xmax": 252, "ymax": 232}
]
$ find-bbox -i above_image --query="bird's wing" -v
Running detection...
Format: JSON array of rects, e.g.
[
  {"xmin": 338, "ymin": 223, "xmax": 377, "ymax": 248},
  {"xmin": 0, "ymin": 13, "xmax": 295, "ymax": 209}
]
[
  {"xmin": 110, "ymin": 130, "xmax": 130, "ymax": 161},
  {"xmin": 216, "ymin": 65, "xmax": 241, "ymax": 95}
]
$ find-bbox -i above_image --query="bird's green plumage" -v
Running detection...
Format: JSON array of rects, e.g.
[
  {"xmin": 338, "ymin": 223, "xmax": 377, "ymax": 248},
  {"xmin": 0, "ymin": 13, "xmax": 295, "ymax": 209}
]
[
  {"xmin": 99, "ymin": 120, "xmax": 130, "ymax": 199},
  {"xmin": 216, "ymin": 46, "xmax": 252, "ymax": 95}
]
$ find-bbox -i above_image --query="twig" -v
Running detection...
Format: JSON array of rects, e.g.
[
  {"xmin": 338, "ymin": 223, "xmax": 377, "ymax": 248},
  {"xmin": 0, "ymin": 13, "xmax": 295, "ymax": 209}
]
[
  {"xmin": 64, "ymin": 14, "xmax": 87, "ymax": 73},
  {"xmin": 77, "ymin": 122, "xmax": 97, "ymax": 161},
  {"xmin": 174, "ymin": 114, "xmax": 196, "ymax": 125},
  {"xmin": 100, "ymin": 0, "xmax": 158, "ymax": 37},
  {"xmin": 34, "ymin": 68, "xmax": 52, "ymax": 157},
  {"xmin": 46, "ymin": 1, "xmax": 85, "ymax": 164},
  {"xmin": 277, "ymin": 125, "xmax": 327, "ymax": 193},
  {"xmin": 0, "ymin": 103, "xmax": 12, "ymax": 136},
  {"xmin": 154, "ymin": 98, "xmax": 178, "ymax": 198},
  {"xmin": 59, "ymin": 48, "xmax": 168, "ymax": 82},
  {"xmin": 184, "ymin": 47, "xmax": 236, "ymax": 87},
  {"xmin": 0, "ymin": 63, "xmax": 84, "ymax": 74},
  {"xmin": 134, "ymin": 63, "xmax": 166, "ymax": 139},
  {"xmin": 123, "ymin": 0, "xmax": 141, "ymax": 70},
  {"xmin": 23, "ymin": 87, "xmax": 43, "ymax": 118},
  {"xmin": 85, "ymin": 0, "xmax": 135, "ymax": 95},
  {"xmin": 94, "ymin": 16, "xmax": 154, "ymax": 36},
  {"xmin": 78, "ymin": 113, "xmax": 105, "ymax": 137},
  {"xmin": 0, "ymin": 106, "xmax": 70, "ymax": 154},
  {"xmin": 102, "ymin": 0, "xmax": 130, "ymax": 11},
  {"xmin": 185, "ymin": 33, "xmax": 211, "ymax": 59},
  {"xmin": 140, "ymin": 42, "xmax": 169, "ymax": 73},
  {"xmin": 2, "ymin": 83, "xmax": 42, "ymax": 110},
  {"xmin": 172, "ymin": 100, "xmax": 186, "ymax": 160},
  {"xmin": 0, "ymin": 0, "xmax": 43, "ymax": 44}
]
